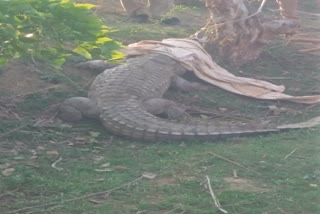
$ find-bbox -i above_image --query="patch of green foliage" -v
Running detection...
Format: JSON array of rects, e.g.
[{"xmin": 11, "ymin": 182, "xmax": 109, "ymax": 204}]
[{"xmin": 0, "ymin": 0, "xmax": 123, "ymax": 66}]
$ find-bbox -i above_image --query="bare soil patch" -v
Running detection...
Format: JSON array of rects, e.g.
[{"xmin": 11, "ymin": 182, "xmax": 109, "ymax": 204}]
[
  {"xmin": 152, "ymin": 176, "xmax": 177, "ymax": 186},
  {"xmin": 223, "ymin": 177, "xmax": 271, "ymax": 193},
  {"xmin": 0, "ymin": 61, "xmax": 52, "ymax": 96}
]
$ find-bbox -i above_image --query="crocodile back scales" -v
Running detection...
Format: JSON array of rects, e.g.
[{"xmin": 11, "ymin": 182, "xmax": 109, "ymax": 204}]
[{"xmin": 89, "ymin": 54, "xmax": 277, "ymax": 140}]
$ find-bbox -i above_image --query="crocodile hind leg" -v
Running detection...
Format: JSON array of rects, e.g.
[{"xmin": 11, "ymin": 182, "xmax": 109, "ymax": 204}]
[
  {"xmin": 171, "ymin": 76, "xmax": 209, "ymax": 92},
  {"xmin": 59, "ymin": 97, "xmax": 100, "ymax": 122},
  {"xmin": 142, "ymin": 98, "xmax": 186, "ymax": 119},
  {"xmin": 143, "ymin": 76, "xmax": 209, "ymax": 119}
]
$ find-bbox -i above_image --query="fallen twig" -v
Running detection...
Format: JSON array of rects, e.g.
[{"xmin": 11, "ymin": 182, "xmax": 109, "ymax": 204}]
[
  {"xmin": 297, "ymin": 10, "xmax": 320, "ymax": 17},
  {"xmin": 283, "ymin": 148, "xmax": 298, "ymax": 160},
  {"xmin": 164, "ymin": 207, "xmax": 183, "ymax": 214},
  {"xmin": 290, "ymin": 38, "xmax": 320, "ymax": 43},
  {"xmin": 299, "ymin": 47, "xmax": 320, "ymax": 53},
  {"xmin": 233, "ymin": 170, "xmax": 238, "ymax": 178},
  {"xmin": 51, "ymin": 157, "xmax": 64, "ymax": 171},
  {"xmin": 1, "ymin": 85, "xmax": 60, "ymax": 101},
  {"xmin": 0, "ymin": 124, "xmax": 29, "ymax": 140},
  {"xmin": 205, "ymin": 175, "xmax": 228, "ymax": 213},
  {"xmin": 0, "ymin": 106, "xmax": 13, "ymax": 118},
  {"xmin": 210, "ymin": 152, "xmax": 261, "ymax": 175},
  {"xmin": 0, "ymin": 189, "xmax": 18, "ymax": 198},
  {"xmin": 255, "ymin": 76, "xmax": 292, "ymax": 80}
]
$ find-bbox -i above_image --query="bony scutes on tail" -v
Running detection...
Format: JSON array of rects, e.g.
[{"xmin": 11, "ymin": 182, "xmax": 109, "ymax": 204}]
[{"xmin": 59, "ymin": 54, "xmax": 319, "ymax": 141}]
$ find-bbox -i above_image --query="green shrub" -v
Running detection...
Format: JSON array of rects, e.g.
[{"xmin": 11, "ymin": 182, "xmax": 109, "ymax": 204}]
[{"xmin": 0, "ymin": 0, "xmax": 123, "ymax": 66}]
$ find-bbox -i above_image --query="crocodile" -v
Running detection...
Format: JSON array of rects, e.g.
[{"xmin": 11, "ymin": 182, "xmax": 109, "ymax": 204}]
[{"xmin": 59, "ymin": 53, "xmax": 281, "ymax": 141}]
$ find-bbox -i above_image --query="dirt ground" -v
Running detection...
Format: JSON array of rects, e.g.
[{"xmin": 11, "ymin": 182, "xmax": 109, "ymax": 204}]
[{"xmin": 0, "ymin": 62, "xmax": 52, "ymax": 96}]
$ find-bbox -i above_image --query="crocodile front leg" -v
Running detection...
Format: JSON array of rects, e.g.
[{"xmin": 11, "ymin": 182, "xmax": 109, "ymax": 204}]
[{"xmin": 59, "ymin": 97, "xmax": 100, "ymax": 122}]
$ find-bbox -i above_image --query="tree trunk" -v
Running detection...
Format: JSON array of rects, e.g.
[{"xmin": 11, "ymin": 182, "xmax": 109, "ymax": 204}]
[{"xmin": 196, "ymin": 0, "xmax": 296, "ymax": 65}]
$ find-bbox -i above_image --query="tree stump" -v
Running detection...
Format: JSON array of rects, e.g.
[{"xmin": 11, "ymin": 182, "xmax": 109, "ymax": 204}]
[{"xmin": 195, "ymin": 0, "xmax": 296, "ymax": 65}]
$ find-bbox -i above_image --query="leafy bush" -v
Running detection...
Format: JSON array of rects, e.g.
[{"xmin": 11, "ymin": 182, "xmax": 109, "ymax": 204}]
[{"xmin": 0, "ymin": 0, "xmax": 123, "ymax": 66}]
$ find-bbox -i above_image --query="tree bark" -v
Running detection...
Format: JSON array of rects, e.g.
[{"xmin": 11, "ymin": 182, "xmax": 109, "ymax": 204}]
[{"xmin": 196, "ymin": 0, "xmax": 296, "ymax": 65}]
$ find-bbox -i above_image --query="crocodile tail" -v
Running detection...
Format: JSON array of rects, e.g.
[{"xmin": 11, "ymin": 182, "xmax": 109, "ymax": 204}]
[{"xmin": 100, "ymin": 100, "xmax": 279, "ymax": 141}]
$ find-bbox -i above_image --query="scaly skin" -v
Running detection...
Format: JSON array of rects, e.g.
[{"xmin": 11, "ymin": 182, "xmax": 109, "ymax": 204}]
[{"xmin": 81, "ymin": 53, "xmax": 278, "ymax": 140}]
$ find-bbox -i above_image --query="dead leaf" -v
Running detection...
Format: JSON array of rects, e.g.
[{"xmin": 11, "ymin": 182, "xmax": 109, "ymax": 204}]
[
  {"xmin": 114, "ymin": 166, "xmax": 127, "ymax": 170},
  {"xmin": 88, "ymin": 138, "xmax": 98, "ymax": 144},
  {"xmin": 268, "ymin": 105, "xmax": 300, "ymax": 116},
  {"xmin": 93, "ymin": 156, "xmax": 104, "ymax": 163},
  {"xmin": 179, "ymin": 142, "xmax": 186, "ymax": 147},
  {"xmin": 2, "ymin": 168, "xmax": 15, "ymax": 176},
  {"xmin": 142, "ymin": 172, "xmax": 157, "ymax": 179},
  {"xmin": 0, "ymin": 162, "xmax": 11, "ymax": 169},
  {"xmin": 36, "ymin": 146, "xmax": 45, "ymax": 150},
  {"xmin": 66, "ymin": 141, "xmax": 74, "ymax": 146},
  {"xmin": 200, "ymin": 114, "xmax": 209, "ymax": 119},
  {"xmin": 224, "ymin": 177, "xmax": 270, "ymax": 192},
  {"xmin": 88, "ymin": 199, "xmax": 103, "ymax": 204},
  {"xmin": 27, "ymin": 162, "xmax": 40, "ymax": 167},
  {"xmin": 88, "ymin": 178, "xmax": 106, "ymax": 184},
  {"xmin": 89, "ymin": 131, "xmax": 100, "ymax": 138},
  {"xmin": 268, "ymin": 105, "xmax": 282, "ymax": 115},
  {"xmin": 87, "ymin": 192, "xmax": 110, "ymax": 204},
  {"xmin": 95, "ymin": 168, "xmax": 113, "ymax": 172},
  {"xmin": 99, "ymin": 163, "xmax": 111, "ymax": 168},
  {"xmin": 46, "ymin": 150, "xmax": 59, "ymax": 155},
  {"xmin": 13, "ymin": 156, "xmax": 25, "ymax": 160},
  {"xmin": 29, "ymin": 149, "xmax": 37, "ymax": 155}
]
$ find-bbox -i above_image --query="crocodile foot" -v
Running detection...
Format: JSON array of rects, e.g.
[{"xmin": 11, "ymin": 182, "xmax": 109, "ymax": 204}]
[{"xmin": 59, "ymin": 97, "xmax": 100, "ymax": 122}]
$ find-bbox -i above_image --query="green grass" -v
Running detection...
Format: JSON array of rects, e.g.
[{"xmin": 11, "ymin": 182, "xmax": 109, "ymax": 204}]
[
  {"xmin": 1, "ymin": 125, "xmax": 319, "ymax": 213},
  {"xmin": 0, "ymin": 1, "xmax": 319, "ymax": 213}
]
